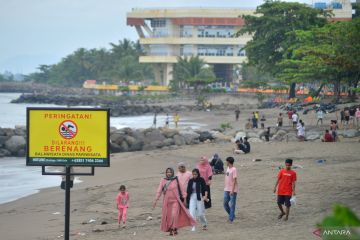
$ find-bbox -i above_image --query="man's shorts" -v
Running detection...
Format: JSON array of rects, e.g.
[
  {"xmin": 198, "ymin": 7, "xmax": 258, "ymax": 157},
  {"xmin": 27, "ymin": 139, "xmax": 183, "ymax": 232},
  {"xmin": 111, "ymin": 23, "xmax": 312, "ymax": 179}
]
[{"xmin": 277, "ymin": 195, "xmax": 291, "ymax": 207}]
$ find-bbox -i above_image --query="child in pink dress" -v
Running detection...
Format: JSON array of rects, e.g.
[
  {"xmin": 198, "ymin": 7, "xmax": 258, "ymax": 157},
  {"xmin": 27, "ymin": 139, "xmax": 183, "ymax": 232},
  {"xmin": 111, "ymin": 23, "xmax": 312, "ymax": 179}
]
[{"xmin": 116, "ymin": 185, "xmax": 129, "ymax": 228}]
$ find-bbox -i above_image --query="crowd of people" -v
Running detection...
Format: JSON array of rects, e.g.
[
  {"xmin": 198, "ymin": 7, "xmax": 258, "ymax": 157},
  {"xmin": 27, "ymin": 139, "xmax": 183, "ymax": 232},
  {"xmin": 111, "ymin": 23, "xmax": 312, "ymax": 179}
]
[{"xmin": 115, "ymin": 156, "xmax": 297, "ymax": 236}]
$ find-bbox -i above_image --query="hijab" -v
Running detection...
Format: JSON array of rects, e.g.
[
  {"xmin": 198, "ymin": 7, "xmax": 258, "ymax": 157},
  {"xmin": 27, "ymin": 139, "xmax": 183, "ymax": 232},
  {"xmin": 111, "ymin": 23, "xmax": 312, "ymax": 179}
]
[
  {"xmin": 191, "ymin": 168, "xmax": 201, "ymax": 182},
  {"xmin": 196, "ymin": 156, "xmax": 212, "ymax": 183},
  {"xmin": 164, "ymin": 167, "xmax": 176, "ymax": 180}
]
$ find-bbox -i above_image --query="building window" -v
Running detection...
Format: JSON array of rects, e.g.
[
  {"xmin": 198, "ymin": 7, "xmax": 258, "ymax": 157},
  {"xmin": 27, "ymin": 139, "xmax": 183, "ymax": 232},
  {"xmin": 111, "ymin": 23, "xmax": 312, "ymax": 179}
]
[
  {"xmin": 198, "ymin": 45, "xmax": 235, "ymax": 57},
  {"xmin": 151, "ymin": 19, "xmax": 166, "ymax": 28},
  {"xmin": 180, "ymin": 25, "xmax": 193, "ymax": 37},
  {"xmin": 197, "ymin": 25, "xmax": 235, "ymax": 38}
]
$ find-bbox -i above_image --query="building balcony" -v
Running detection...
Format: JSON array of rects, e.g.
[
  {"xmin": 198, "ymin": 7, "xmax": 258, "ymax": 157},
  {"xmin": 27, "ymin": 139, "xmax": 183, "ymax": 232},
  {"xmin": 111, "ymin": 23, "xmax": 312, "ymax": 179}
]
[
  {"xmin": 140, "ymin": 37, "xmax": 251, "ymax": 45},
  {"xmin": 139, "ymin": 55, "xmax": 247, "ymax": 64}
]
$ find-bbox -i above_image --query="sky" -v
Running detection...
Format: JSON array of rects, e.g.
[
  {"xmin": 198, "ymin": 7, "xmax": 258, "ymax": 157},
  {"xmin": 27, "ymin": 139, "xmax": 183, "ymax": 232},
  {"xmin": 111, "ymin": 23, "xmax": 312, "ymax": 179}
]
[{"xmin": 0, "ymin": 0, "xmax": 314, "ymax": 74}]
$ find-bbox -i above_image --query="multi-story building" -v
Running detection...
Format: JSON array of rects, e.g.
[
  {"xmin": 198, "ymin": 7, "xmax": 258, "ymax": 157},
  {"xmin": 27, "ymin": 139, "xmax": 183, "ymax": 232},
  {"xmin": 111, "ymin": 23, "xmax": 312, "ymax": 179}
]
[
  {"xmin": 127, "ymin": 2, "xmax": 353, "ymax": 86},
  {"xmin": 127, "ymin": 8, "xmax": 255, "ymax": 86},
  {"xmin": 313, "ymin": 0, "xmax": 353, "ymax": 21}
]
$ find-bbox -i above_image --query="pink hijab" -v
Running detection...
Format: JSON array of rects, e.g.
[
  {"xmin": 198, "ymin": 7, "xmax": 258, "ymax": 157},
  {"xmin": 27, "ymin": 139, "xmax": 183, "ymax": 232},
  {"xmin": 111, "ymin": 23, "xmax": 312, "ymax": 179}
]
[{"xmin": 196, "ymin": 156, "xmax": 213, "ymax": 184}]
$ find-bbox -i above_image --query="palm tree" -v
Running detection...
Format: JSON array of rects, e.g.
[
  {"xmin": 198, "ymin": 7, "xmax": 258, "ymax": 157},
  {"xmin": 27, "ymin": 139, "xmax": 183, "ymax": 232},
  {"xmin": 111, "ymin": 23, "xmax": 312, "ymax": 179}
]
[{"xmin": 172, "ymin": 56, "xmax": 216, "ymax": 91}]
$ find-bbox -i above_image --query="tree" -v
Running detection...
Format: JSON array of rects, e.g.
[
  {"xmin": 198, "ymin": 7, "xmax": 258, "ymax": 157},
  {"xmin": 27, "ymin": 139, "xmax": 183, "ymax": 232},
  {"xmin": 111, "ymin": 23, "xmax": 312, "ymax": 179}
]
[
  {"xmin": 171, "ymin": 56, "xmax": 216, "ymax": 91},
  {"xmin": 239, "ymin": 0, "xmax": 328, "ymax": 98},
  {"xmin": 277, "ymin": 19, "xmax": 360, "ymax": 100}
]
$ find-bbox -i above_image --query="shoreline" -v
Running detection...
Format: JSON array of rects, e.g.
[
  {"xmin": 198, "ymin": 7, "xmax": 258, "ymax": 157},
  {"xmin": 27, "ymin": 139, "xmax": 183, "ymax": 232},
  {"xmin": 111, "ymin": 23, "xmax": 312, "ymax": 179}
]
[{"xmin": 0, "ymin": 141, "xmax": 359, "ymax": 240}]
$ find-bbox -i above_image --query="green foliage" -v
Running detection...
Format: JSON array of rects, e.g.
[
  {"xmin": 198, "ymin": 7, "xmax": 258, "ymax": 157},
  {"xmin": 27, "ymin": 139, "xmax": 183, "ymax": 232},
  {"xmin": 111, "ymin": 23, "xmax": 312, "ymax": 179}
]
[
  {"xmin": 26, "ymin": 39, "xmax": 154, "ymax": 87},
  {"xmin": 256, "ymin": 92, "xmax": 266, "ymax": 104},
  {"xmin": 119, "ymin": 86, "xmax": 130, "ymax": 92},
  {"xmin": 172, "ymin": 56, "xmax": 216, "ymax": 91},
  {"xmin": 220, "ymin": 122, "xmax": 232, "ymax": 131},
  {"xmin": 241, "ymin": 64, "xmax": 273, "ymax": 88},
  {"xmin": 317, "ymin": 204, "xmax": 360, "ymax": 240},
  {"xmin": 239, "ymin": 0, "xmax": 327, "ymax": 75},
  {"xmin": 277, "ymin": 19, "xmax": 360, "ymax": 97}
]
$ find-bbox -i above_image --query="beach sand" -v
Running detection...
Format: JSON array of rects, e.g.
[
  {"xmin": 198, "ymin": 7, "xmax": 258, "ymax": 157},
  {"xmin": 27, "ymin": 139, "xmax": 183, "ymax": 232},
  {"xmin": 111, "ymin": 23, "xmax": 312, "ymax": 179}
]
[{"xmin": 1, "ymin": 106, "xmax": 359, "ymax": 240}]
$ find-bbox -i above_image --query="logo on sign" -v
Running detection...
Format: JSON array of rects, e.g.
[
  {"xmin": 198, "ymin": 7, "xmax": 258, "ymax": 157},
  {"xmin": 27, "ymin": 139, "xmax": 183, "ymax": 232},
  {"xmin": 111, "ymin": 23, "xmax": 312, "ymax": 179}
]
[{"xmin": 59, "ymin": 120, "xmax": 78, "ymax": 139}]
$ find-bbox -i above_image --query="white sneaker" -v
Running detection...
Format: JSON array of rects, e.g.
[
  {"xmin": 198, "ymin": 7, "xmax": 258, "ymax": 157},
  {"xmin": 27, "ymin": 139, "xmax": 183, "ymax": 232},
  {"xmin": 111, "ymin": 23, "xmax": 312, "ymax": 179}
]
[{"xmin": 191, "ymin": 226, "xmax": 196, "ymax": 232}]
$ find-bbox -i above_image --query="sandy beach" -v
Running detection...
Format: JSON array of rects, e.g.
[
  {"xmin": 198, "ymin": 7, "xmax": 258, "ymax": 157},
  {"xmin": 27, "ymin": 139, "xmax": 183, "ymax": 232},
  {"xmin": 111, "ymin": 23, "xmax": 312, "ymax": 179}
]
[{"xmin": 1, "ymin": 105, "xmax": 360, "ymax": 240}]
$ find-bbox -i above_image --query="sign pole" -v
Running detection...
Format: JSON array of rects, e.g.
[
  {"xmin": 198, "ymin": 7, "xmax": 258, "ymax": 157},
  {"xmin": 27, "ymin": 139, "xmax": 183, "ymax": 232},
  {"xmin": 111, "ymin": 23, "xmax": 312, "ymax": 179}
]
[{"xmin": 65, "ymin": 166, "xmax": 71, "ymax": 240}]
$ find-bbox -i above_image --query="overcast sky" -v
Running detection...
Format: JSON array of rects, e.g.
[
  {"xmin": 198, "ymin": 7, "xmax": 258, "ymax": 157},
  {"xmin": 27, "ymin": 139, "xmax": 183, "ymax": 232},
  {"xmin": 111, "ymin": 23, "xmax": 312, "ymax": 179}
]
[{"xmin": 0, "ymin": 0, "xmax": 313, "ymax": 74}]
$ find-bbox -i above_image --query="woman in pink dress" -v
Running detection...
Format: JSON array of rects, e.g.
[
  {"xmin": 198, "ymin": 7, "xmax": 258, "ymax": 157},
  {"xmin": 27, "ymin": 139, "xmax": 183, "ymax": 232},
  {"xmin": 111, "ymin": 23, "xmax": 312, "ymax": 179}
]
[
  {"xmin": 153, "ymin": 167, "xmax": 196, "ymax": 236},
  {"xmin": 197, "ymin": 156, "xmax": 213, "ymax": 209}
]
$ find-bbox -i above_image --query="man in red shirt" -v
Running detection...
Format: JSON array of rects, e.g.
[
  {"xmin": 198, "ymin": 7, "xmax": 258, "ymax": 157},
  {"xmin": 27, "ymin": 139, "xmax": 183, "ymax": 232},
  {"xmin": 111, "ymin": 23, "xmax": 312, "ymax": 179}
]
[{"xmin": 273, "ymin": 159, "xmax": 297, "ymax": 221}]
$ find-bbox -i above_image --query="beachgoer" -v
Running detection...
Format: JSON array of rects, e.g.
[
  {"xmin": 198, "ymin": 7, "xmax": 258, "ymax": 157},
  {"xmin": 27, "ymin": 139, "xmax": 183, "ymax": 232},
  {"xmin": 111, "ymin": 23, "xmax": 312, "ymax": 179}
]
[
  {"xmin": 197, "ymin": 156, "xmax": 213, "ymax": 209},
  {"xmin": 165, "ymin": 113, "xmax": 170, "ymax": 128},
  {"xmin": 174, "ymin": 112, "xmax": 180, "ymax": 128},
  {"xmin": 252, "ymin": 112, "xmax": 258, "ymax": 129},
  {"xmin": 153, "ymin": 112, "xmax": 157, "ymax": 128},
  {"xmin": 277, "ymin": 113, "xmax": 283, "ymax": 127},
  {"xmin": 330, "ymin": 120, "xmax": 339, "ymax": 142},
  {"xmin": 273, "ymin": 159, "xmax": 297, "ymax": 221},
  {"xmin": 344, "ymin": 108, "xmax": 350, "ymax": 128},
  {"xmin": 287, "ymin": 109, "xmax": 293, "ymax": 126},
  {"xmin": 291, "ymin": 111, "xmax": 298, "ymax": 129},
  {"xmin": 153, "ymin": 168, "xmax": 196, "ymax": 236},
  {"xmin": 116, "ymin": 185, "xmax": 129, "ymax": 228},
  {"xmin": 297, "ymin": 121, "xmax": 305, "ymax": 141},
  {"xmin": 210, "ymin": 153, "xmax": 224, "ymax": 174},
  {"xmin": 316, "ymin": 109, "xmax": 324, "ymax": 126},
  {"xmin": 223, "ymin": 157, "xmax": 238, "ymax": 223},
  {"xmin": 264, "ymin": 127, "xmax": 270, "ymax": 142},
  {"xmin": 243, "ymin": 137, "xmax": 251, "ymax": 153},
  {"xmin": 235, "ymin": 109, "xmax": 240, "ymax": 121},
  {"xmin": 245, "ymin": 119, "xmax": 252, "ymax": 129},
  {"xmin": 186, "ymin": 168, "xmax": 208, "ymax": 231},
  {"xmin": 176, "ymin": 162, "xmax": 192, "ymax": 199},
  {"xmin": 321, "ymin": 129, "xmax": 333, "ymax": 142},
  {"xmin": 355, "ymin": 108, "xmax": 360, "ymax": 128}
]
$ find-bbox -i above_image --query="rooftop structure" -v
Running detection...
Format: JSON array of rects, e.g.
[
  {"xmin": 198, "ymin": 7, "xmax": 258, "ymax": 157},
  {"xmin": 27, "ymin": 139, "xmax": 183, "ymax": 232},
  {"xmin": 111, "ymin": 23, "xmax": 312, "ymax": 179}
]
[{"xmin": 127, "ymin": 8, "xmax": 256, "ymax": 86}]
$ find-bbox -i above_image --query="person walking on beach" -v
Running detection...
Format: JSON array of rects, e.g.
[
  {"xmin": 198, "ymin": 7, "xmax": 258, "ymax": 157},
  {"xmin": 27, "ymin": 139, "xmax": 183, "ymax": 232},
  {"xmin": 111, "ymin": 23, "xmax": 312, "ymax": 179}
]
[
  {"xmin": 197, "ymin": 156, "xmax": 213, "ymax": 209},
  {"xmin": 292, "ymin": 111, "xmax": 298, "ymax": 129},
  {"xmin": 152, "ymin": 112, "xmax": 157, "ymax": 128},
  {"xmin": 277, "ymin": 113, "xmax": 283, "ymax": 127},
  {"xmin": 176, "ymin": 162, "xmax": 192, "ymax": 199},
  {"xmin": 165, "ymin": 113, "xmax": 170, "ymax": 128},
  {"xmin": 153, "ymin": 168, "xmax": 196, "ymax": 236},
  {"xmin": 223, "ymin": 157, "xmax": 238, "ymax": 223},
  {"xmin": 174, "ymin": 112, "xmax": 180, "ymax": 128},
  {"xmin": 235, "ymin": 108, "xmax": 240, "ymax": 121},
  {"xmin": 316, "ymin": 109, "xmax": 324, "ymax": 126},
  {"xmin": 273, "ymin": 159, "xmax": 297, "ymax": 221},
  {"xmin": 186, "ymin": 168, "xmax": 208, "ymax": 231},
  {"xmin": 116, "ymin": 185, "xmax": 129, "ymax": 228}
]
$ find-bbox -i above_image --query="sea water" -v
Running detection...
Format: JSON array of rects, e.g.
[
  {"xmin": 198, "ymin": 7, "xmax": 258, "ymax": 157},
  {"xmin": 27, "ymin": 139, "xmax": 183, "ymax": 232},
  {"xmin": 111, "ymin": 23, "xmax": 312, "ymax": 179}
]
[{"xmin": 0, "ymin": 92, "xmax": 206, "ymax": 204}]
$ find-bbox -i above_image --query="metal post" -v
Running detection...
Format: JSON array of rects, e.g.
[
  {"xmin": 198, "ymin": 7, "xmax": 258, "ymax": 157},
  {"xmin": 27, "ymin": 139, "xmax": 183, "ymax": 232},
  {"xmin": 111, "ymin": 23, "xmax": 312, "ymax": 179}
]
[{"xmin": 65, "ymin": 166, "xmax": 71, "ymax": 240}]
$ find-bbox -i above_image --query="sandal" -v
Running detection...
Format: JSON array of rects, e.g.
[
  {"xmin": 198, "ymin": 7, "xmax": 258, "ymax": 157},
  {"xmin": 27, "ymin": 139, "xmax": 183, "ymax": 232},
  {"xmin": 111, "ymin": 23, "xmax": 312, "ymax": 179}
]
[
  {"xmin": 202, "ymin": 225, "xmax": 207, "ymax": 230},
  {"xmin": 173, "ymin": 229, "xmax": 178, "ymax": 235}
]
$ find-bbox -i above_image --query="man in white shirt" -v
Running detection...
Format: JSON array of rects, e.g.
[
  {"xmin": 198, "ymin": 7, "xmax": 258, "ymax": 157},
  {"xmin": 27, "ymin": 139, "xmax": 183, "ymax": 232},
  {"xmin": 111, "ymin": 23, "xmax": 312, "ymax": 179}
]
[{"xmin": 291, "ymin": 112, "xmax": 299, "ymax": 129}]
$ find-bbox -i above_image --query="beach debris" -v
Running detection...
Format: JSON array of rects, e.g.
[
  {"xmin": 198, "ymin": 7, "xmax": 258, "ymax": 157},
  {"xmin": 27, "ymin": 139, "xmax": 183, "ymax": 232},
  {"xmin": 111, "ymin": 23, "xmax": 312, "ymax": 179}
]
[
  {"xmin": 146, "ymin": 216, "xmax": 153, "ymax": 221},
  {"xmin": 101, "ymin": 221, "xmax": 108, "ymax": 225},
  {"xmin": 57, "ymin": 234, "xmax": 63, "ymax": 238},
  {"xmin": 52, "ymin": 212, "xmax": 61, "ymax": 215},
  {"xmin": 316, "ymin": 159, "xmax": 326, "ymax": 165},
  {"xmin": 133, "ymin": 232, "xmax": 137, "ymax": 236},
  {"xmin": 252, "ymin": 158, "xmax": 262, "ymax": 162},
  {"xmin": 92, "ymin": 229, "xmax": 104, "ymax": 233},
  {"xmin": 77, "ymin": 232, "xmax": 86, "ymax": 236},
  {"xmin": 88, "ymin": 219, "xmax": 96, "ymax": 223}
]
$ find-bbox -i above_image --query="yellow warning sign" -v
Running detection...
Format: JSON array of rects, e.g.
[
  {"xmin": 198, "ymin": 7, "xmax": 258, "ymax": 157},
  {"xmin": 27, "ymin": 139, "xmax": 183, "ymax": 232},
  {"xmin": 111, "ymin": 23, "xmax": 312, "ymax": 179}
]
[{"xmin": 26, "ymin": 108, "xmax": 110, "ymax": 166}]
